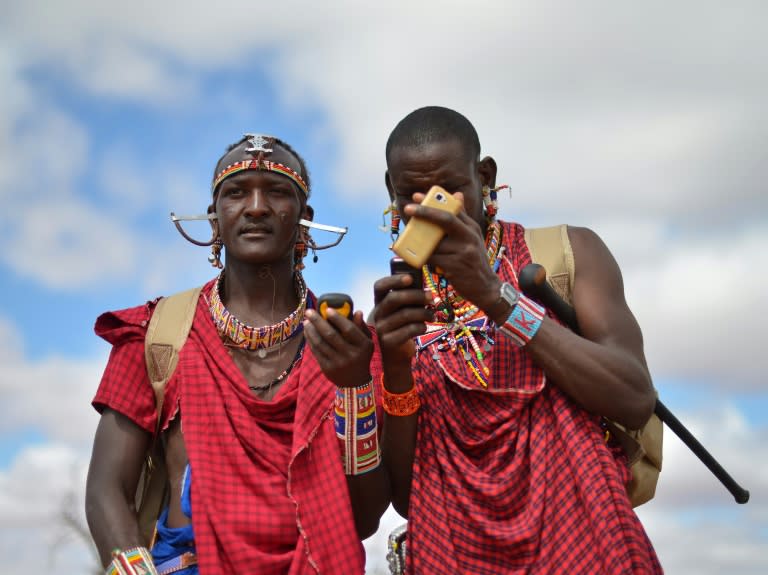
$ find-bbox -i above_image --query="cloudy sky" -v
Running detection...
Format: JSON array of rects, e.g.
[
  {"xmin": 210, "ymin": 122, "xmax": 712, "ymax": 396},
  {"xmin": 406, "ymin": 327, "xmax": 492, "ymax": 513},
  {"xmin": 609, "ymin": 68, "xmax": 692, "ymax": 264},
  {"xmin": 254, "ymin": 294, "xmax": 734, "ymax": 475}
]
[{"xmin": 1, "ymin": 1, "xmax": 766, "ymax": 573}]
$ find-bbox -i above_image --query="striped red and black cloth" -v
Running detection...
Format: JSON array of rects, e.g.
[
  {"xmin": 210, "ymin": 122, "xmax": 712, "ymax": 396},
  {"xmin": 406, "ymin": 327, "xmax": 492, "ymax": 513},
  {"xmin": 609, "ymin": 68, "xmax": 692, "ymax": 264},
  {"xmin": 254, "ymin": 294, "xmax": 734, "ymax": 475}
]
[
  {"xmin": 404, "ymin": 222, "xmax": 663, "ymax": 574},
  {"xmin": 93, "ymin": 280, "xmax": 370, "ymax": 574}
]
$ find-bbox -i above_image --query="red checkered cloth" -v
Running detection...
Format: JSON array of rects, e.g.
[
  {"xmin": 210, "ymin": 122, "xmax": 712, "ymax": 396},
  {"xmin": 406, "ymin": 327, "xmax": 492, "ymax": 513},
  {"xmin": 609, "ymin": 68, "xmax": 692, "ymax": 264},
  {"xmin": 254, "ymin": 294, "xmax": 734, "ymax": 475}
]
[
  {"xmin": 93, "ymin": 280, "xmax": 374, "ymax": 574},
  {"xmin": 404, "ymin": 222, "xmax": 662, "ymax": 574}
]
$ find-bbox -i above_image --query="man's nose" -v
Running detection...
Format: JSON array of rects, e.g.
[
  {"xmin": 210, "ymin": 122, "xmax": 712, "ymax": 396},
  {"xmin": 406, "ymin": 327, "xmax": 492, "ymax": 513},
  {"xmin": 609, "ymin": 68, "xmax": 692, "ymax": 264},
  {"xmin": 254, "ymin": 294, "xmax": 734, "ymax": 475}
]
[{"xmin": 244, "ymin": 189, "xmax": 270, "ymax": 216}]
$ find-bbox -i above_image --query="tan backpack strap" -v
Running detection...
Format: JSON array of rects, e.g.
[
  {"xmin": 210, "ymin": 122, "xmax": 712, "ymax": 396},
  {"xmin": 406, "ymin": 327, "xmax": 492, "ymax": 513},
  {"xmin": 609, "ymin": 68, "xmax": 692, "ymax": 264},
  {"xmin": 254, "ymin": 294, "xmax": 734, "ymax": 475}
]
[
  {"xmin": 136, "ymin": 285, "xmax": 201, "ymax": 546},
  {"xmin": 144, "ymin": 286, "xmax": 202, "ymax": 434},
  {"xmin": 524, "ymin": 224, "xmax": 575, "ymax": 305}
]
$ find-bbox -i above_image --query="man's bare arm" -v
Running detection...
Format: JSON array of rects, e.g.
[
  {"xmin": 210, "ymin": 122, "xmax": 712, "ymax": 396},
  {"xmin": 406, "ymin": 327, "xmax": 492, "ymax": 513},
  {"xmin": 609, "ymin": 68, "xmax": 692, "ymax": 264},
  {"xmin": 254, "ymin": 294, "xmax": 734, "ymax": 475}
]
[
  {"xmin": 522, "ymin": 226, "xmax": 655, "ymax": 429},
  {"xmin": 86, "ymin": 408, "xmax": 151, "ymax": 566},
  {"xmin": 404, "ymin": 194, "xmax": 655, "ymax": 430}
]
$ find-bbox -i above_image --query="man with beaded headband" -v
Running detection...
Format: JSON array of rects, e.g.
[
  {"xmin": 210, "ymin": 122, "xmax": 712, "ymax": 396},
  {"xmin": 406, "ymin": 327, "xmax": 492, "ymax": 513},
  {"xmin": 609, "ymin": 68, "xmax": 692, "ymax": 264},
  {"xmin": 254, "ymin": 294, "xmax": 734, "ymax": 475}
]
[
  {"xmin": 86, "ymin": 134, "xmax": 390, "ymax": 574},
  {"xmin": 373, "ymin": 107, "xmax": 663, "ymax": 574}
]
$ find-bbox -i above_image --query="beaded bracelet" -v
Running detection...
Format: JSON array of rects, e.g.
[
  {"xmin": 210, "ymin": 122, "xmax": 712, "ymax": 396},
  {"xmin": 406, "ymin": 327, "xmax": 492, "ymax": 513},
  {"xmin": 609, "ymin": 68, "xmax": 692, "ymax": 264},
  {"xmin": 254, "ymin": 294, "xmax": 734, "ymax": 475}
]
[
  {"xmin": 381, "ymin": 375, "xmax": 421, "ymax": 417},
  {"xmin": 498, "ymin": 294, "xmax": 546, "ymax": 347},
  {"xmin": 335, "ymin": 379, "xmax": 381, "ymax": 475},
  {"xmin": 106, "ymin": 546, "xmax": 158, "ymax": 575}
]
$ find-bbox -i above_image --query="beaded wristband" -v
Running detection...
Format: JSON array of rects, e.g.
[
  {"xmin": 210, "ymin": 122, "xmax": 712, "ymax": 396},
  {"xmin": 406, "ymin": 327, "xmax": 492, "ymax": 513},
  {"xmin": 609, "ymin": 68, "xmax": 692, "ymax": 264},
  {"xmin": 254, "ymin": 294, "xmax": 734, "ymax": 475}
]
[
  {"xmin": 498, "ymin": 294, "xmax": 546, "ymax": 347},
  {"xmin": 381, "ymin": 375, "xmax": 421, "ymax": 417},
  {"xmin": 335, "ymin": 379, "xmax": 381, "ymax": 475},
  {"xmin": 106, "ymin": 546, "xmax": 158, "ymax": 575}
]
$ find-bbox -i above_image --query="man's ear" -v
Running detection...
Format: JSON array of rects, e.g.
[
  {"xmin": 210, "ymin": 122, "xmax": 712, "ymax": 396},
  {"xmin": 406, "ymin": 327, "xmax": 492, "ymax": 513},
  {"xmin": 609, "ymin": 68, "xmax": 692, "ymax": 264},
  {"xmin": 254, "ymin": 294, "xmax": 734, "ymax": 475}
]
[
  {"xmin": 385, "ymin": 171, "xmax": 395, "ymax": 203},
  {"xmin": 303, "ymin": 204, "xmax": 314, "ymax": 222},
  {"xmin": 207, "ymin": 203, "xmax": 218, "ymax": 234},
  {"xmin": 478, "ymin": 156, "xmax": 498, "ymax": 189}
]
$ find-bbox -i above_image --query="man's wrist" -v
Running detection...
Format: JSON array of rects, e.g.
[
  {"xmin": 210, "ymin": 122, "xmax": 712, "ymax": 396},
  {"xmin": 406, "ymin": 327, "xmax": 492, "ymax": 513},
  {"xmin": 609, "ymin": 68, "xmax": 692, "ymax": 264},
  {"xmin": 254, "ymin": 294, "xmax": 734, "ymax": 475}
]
[
  {"xmin": 483, "ymin": 279, "xmax": 517, "ymax": 326},
  {"xmin": 382, "ymin": 365, "xmax": 415, "ymax": 394}
]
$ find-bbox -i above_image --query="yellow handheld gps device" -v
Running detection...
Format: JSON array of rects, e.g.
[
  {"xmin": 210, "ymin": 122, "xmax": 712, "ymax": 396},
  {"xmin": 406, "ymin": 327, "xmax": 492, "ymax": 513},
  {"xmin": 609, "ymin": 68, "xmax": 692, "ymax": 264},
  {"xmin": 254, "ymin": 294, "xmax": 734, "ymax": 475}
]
[{"xmin": 317, "ymin": 293, "xmax": 354, "ymax": 319}]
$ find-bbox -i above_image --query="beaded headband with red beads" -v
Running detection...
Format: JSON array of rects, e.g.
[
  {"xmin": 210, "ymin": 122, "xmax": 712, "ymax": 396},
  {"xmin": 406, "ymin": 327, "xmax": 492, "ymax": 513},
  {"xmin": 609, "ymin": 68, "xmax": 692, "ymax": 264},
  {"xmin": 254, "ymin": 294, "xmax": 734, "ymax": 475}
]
[
  {"xmin": 211, "ymin": 133, "xmax": 309, "ymax": 196},
  {"xmin": 212, "ymin": 159, "xmax": 309, "ymax": 196}
]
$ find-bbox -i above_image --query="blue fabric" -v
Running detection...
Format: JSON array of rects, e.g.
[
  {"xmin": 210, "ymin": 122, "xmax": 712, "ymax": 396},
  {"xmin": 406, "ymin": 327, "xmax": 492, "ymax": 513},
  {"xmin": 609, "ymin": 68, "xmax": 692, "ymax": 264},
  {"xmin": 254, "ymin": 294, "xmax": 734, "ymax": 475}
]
[{"xmin": 151, "ymin": 464, "xmax": 198, "ymax": 575}]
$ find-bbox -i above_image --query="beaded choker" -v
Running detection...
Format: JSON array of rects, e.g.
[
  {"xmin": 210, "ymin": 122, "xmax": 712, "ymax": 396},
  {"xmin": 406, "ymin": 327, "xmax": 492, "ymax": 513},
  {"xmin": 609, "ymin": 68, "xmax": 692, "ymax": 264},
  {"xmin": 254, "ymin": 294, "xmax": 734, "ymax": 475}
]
[
  {"xmin": 415, "ymin": 221, "xmax": 503, "ymax": 387},
  {"xmin": 209, "ymin": 273, "xmax": 307, "ymax": 357}
]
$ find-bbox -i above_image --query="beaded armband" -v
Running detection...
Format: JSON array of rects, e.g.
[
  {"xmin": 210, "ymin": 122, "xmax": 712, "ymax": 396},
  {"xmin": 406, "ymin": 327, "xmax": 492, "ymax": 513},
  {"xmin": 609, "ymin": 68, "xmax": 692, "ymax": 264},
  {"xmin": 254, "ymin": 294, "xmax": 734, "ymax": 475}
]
[
  {"xmin": 498, "ymin": 295, "xmax": 546, "ymax": 347},
  {"xmin": 335, "ymin": 379, "xmax": 381, "ymax": 475},
  {"xmin": 381, "ymin": 375, "xmax": 421, "ymax": 417},
  {"xmin": 106, "ymin": 547, "xmax": 158, "ymax": 575}
]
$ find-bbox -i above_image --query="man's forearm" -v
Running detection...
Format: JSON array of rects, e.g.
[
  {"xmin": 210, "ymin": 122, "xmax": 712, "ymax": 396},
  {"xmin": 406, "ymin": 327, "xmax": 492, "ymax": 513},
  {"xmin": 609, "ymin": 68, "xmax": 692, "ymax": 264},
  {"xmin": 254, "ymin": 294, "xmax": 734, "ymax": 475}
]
[
  {"xmin": 526, "ymin": 319, "xmax": 655, "ymax": 429},
  {"xmin": 380, "ymin": 365, "xmax": 418, "ymax": 518},
  {"xmin": 86, "ymin": 487, "xmax": 147, "ymax": 567}
]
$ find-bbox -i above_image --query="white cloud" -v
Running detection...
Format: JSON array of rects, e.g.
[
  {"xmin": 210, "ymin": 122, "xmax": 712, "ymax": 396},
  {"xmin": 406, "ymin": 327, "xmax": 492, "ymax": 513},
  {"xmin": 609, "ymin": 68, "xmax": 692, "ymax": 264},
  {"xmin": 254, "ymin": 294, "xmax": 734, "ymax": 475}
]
[
  {"xmin": 0, "ymin": 445, "xmax": 98, "ymax": 574},
  {"xmin": 621, "ymin": 225, "xmax": 768, "ymax": 389},
  {"xmin": 3, "ymin": 199, "xmax": 140, "ymax": 290},
  {"xmin": 0, "ymin": 317, "xmax": 103, "ymax": 446}
]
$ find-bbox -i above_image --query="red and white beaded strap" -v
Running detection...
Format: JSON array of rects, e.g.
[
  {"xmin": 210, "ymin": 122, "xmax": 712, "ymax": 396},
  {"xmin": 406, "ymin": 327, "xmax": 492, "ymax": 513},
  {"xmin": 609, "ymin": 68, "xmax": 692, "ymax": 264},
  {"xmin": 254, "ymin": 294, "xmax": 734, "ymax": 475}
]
[{"xmin": 334, "ymin": 380, "xmax": 381, "ymax": 475}]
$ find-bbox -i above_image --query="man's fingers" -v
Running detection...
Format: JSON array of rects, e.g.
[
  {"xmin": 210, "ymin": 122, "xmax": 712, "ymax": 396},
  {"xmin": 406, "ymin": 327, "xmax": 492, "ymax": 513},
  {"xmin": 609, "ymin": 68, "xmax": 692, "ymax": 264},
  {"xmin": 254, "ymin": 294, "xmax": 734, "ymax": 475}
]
[
  {"xmin": 324, "ymin": 308, "xmax": 370, "ymax": 345},
  {"xmin": 379, "ymin": 322, "xmax": 428, "ymax": 351},
  {"xmin": 374, "ymin": 275, "xmax": 416, "ymax": 305},
  {"xmin": 374, "ymin": 305, "xmax": 433, "ymax": 335},
  {"xmin": 302, "ymin": 316, "xmax": 334, "ymax": 361},
  {"xmin": 303, "ymin": 308, "xmax": 346, "ymax": 352},
  {"xmin": 374, "ymin": 287, "xmax": 430, "ymax": 322}
]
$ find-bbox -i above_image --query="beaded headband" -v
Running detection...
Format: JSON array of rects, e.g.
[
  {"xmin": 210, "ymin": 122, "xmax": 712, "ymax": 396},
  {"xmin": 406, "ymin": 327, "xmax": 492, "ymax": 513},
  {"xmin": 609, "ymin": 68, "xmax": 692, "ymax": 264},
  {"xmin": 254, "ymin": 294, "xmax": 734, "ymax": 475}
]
[{"xmin": 212, "ymin": 159, "xmax": 309, "ymax": 197}]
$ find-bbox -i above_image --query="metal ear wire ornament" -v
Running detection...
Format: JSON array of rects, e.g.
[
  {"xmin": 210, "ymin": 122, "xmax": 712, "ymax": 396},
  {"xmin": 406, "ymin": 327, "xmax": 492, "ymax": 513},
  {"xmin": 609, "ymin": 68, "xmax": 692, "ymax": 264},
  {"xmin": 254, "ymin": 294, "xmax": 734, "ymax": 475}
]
[
  {"xmin": 170, "ymin": 212, "xmax": 347, "ymax": 251},
  {"xmin": 298, "ymin": 219, "xmax": 348, "ymax": 250},
  {"xmin": 171, "ymin": 212, "xmax": 218, "ymax": 246}
]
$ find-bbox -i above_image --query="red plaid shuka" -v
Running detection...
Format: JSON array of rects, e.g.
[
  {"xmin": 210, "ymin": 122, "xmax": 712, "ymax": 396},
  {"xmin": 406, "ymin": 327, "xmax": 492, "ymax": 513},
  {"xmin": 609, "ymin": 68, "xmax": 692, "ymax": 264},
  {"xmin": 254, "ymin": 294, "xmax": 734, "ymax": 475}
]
[
  {"xmin": 93, "ymin": 280, "xmax": 373, "ymax": 574},
  {"xmin": 405, "ymin": 222, "xmax": 663, "ymax": 575}
]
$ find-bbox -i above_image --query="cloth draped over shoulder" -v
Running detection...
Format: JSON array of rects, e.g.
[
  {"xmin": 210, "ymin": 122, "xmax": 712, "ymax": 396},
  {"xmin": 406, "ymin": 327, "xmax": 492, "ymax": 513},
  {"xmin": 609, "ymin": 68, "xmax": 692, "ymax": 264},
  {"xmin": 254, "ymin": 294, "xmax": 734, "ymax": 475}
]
[
  {"xmin": 405, "ymin": 222, "xmax": 662, "ymax": 575},
  {"xmin": 93, "ymin": 280, "xmax": 372, "ymax": 575}
]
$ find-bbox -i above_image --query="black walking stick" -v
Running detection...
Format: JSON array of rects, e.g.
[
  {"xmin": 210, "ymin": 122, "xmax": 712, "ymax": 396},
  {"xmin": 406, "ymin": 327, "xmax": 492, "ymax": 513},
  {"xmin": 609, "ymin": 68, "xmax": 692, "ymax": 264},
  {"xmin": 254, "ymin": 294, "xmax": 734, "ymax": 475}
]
[{"xmin": 518, "ymin": 263, "xmax": 750, "ymax": 504}]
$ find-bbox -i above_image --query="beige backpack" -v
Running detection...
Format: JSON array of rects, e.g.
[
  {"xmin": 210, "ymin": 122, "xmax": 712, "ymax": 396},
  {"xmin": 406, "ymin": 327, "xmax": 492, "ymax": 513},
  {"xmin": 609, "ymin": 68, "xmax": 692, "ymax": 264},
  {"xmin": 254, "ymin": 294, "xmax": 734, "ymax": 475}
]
[
  {"xmin": 135, "ymin": 286, "xmax": 202, "ymax": 546},
  {"xmin": 524, "ymin": 225, "xmax": 662, "ymax": 507}
]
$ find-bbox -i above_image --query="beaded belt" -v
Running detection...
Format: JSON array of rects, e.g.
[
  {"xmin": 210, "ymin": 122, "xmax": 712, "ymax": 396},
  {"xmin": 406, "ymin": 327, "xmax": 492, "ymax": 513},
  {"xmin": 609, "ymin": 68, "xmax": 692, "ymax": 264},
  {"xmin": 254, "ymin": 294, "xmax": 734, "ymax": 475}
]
[{"xmin": 155, "ymin": 552, "xmax": 198, "ymax": 575}]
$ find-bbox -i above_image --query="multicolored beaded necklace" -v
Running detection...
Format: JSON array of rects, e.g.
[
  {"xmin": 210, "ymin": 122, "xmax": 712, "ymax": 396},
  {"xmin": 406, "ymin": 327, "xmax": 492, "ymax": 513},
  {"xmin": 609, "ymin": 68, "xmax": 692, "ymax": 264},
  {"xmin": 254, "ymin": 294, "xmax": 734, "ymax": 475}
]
[
  {"xmin": 209, "ymin": 272, "xmax": 307, "ymax": 358},
  {"xmin": 415, "ymin": 221, "xmax": 504, "ymax": 387}
]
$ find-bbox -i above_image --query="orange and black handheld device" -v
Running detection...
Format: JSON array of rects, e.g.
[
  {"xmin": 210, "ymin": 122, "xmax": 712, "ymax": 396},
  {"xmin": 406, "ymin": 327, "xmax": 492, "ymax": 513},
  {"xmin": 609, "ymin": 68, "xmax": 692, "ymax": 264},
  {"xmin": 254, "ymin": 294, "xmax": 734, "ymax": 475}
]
[{"xmin": 317, "ymin": 293, "xmax": 354, "ymax": 319}]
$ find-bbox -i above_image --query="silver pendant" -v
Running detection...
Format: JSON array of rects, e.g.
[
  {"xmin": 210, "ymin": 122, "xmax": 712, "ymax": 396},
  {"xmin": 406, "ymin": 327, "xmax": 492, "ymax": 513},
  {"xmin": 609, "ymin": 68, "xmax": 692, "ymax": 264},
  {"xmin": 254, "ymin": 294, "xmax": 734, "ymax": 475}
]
[{"xmin": 244, "ymin": 133, "xmax": 273, "ymax": 154}]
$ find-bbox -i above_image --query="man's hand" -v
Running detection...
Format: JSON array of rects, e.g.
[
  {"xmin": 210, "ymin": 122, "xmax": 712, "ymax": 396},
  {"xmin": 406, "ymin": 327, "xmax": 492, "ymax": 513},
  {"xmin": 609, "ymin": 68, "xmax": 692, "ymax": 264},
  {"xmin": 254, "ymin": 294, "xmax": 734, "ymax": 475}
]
[
  {"xmin": 403, "ymin": 192, "xmax": 503, "ymax": 317},
  {"xmin": 372, "ymin": 273, "xmax": 432, "ymax": 387},
  {"xmin": 303, "ymin": 308, "xmax": 373, "ymax": 388}
]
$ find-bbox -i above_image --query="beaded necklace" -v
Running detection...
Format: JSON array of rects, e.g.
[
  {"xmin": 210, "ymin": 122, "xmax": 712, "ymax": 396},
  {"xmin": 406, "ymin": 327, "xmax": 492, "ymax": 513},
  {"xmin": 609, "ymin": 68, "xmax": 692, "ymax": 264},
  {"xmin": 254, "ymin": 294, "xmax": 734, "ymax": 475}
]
[
  {"xmin": 209, "ymin": 272, "xmax": 307, "ymax": 357},
  {"xmin": 247, "ymin": 339, "xmax": 306, "ymax": 394},
  {"xmin": 416, "ymin": 221, "xmax": 503, "ymax": 387}
]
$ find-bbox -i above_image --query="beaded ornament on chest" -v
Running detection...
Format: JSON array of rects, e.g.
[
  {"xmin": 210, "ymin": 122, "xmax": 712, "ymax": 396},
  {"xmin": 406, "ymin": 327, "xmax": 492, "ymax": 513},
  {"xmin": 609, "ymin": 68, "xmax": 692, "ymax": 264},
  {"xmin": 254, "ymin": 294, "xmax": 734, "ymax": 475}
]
[
  {"xmin": 209, "ymin": 272, "xmax": 307, "ymax": 358},
  {"xmin": 416, "ymin": 221, "xmax": 504, "ymax": 387}
]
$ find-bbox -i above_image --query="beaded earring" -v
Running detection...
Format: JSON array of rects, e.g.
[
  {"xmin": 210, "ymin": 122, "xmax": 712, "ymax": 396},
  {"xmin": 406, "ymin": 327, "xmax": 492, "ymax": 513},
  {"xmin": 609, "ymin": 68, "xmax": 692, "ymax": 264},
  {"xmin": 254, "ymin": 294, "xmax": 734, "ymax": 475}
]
[
  {"xmin": 208, "ymin": 237, "xmax": 223, "ymax": 269},
  {"xmin": 294, "ymin": 238, "xmax": 307, "ymax": 271},
  {"xmin": 481, "ymin": 185, "xmax": 497, "ymax": 223},
  {"xmin": 308, "ymin": 233, "xmax": 319, "ymax": 264},
  {"xmin": 481, "ymin": 185, "xmax": 510, "ymax": 224},
  {"xmin": 381, "ymin": 203, "xmax": 400, "ymax": 243},
  {"xmin": 294, "ymin": 229, "xmax": 319, "ymax": 271}
]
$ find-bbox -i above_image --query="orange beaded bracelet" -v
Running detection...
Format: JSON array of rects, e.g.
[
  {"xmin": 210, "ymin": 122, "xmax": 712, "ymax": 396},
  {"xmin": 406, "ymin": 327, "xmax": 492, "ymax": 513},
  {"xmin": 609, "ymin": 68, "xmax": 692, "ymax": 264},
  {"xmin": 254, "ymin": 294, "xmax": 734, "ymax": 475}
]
[{"xmin": 381, "ymin": 375, "xmax": 421, "ymax": 416}]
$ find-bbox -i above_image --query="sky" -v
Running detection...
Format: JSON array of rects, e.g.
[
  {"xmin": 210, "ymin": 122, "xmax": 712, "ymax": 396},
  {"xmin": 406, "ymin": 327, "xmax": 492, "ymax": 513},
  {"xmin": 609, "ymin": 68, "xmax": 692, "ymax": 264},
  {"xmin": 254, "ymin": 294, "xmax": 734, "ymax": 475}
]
[{"xmin": 0, "ymin": 0, "xmax": 766, "ymax": 573}]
